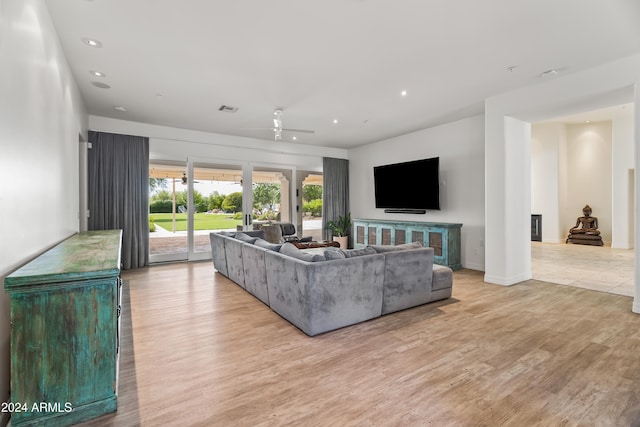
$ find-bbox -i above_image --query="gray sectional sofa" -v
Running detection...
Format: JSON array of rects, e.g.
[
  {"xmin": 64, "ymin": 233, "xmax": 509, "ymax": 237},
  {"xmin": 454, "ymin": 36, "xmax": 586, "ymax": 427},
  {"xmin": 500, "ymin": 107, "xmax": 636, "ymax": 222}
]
[{"xmin": 210, "ymin": 231, "xmax": 453, "ymax": 336}]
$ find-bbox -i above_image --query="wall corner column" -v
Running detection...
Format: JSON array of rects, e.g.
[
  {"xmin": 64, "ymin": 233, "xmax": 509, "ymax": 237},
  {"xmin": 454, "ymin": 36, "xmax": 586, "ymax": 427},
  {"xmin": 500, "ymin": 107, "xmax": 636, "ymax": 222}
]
[
  {"xmin": 632, "ymin": 82, "xmax": 640, "ymax": 314},
  {"xmin": 484, "ymin": 102, "xmax": 532, "ymax": 285}
]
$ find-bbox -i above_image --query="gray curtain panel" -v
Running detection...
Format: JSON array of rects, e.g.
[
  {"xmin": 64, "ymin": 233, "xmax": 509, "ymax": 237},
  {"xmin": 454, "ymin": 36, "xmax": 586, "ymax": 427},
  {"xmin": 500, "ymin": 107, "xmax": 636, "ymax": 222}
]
[
  {"xmin": 322, "ymin": 157, "xmax": 349, "ymax": 241},
  {"xmin": 88, "ymin": 131, "xmax": 149, "ymax": 269}
]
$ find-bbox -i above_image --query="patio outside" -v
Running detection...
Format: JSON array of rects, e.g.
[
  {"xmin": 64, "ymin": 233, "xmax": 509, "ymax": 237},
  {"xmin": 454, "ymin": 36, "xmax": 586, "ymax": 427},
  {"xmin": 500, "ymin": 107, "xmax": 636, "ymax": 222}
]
[{"xmin": 148, "ymin": 163, "xmax": 322, "ymax": 257}]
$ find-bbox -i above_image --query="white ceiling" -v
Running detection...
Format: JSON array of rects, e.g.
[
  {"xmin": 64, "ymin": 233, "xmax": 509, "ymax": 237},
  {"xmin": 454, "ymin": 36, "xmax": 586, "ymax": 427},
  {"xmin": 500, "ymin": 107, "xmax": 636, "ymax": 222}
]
[{"xmin": 44, "ymin": 0, "xmax": 640, "ymax": 149}]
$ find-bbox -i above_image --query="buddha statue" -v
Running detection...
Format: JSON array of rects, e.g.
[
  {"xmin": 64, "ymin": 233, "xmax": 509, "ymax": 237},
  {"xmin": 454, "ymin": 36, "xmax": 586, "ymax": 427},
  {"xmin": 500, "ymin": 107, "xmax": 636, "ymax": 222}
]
[{"xmin": 566, "ymin": 204, "xmax": 603, "ymax": 246}]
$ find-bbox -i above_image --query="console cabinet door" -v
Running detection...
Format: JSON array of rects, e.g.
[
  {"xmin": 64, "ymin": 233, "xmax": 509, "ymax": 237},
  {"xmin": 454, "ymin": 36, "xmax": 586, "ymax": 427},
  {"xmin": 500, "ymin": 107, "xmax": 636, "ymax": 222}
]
[{"xmin": 5, "ymin": 230, "xmax": 122, "ymax": 426}]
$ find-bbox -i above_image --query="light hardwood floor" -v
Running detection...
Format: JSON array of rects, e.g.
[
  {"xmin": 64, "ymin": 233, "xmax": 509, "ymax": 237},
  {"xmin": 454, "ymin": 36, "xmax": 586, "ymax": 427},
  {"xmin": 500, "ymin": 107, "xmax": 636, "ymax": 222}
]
[{"xmin": 79, "ymin": 262, "xmax": 640, "ymax": 426}]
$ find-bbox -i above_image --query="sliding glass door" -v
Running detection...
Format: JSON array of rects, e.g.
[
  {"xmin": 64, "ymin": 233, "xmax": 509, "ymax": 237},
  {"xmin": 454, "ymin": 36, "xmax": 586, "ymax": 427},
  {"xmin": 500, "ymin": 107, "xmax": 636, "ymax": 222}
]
[
  {"xmin": 188, "ymin": 162, "xmax": 247, "ymax": 260},
  {"xmin": 148, "ymin": 161, "xmax": 189, "ymax": 263},
  {"xmin": 149, "ymin": 159, "xmax": 304, "ymax": 263}
]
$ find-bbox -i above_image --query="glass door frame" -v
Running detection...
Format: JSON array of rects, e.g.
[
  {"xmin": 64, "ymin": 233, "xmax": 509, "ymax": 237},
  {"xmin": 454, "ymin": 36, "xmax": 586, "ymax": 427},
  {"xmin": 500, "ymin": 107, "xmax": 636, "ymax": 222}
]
[
  {"xmin": 148, "ymin": 159, "xmax": 189, "ymax": 264},
  {"xmin": 185, "ymin": 158, "xmax": 298, "ymax": 262}
]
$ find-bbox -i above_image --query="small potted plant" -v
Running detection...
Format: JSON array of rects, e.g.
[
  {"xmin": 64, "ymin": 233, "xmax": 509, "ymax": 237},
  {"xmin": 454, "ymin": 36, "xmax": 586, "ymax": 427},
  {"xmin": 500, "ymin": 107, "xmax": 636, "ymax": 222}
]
[{"xmin": 326, "ymin": 212, "xmax": 351, "ymax": 249}]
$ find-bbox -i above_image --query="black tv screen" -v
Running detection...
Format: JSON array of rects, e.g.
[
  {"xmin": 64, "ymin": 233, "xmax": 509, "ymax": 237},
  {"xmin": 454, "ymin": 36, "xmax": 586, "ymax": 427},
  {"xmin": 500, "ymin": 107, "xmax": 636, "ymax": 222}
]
[{"xmin": 374, "ymin": 157, "xmax": 440, "ymax": 210}]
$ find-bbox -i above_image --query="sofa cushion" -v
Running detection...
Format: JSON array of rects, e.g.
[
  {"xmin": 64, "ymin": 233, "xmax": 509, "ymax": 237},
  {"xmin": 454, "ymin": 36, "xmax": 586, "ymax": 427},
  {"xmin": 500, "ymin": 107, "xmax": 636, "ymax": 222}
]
[
  {"xmin": 369, "ymin": 241, "xmax": 423, "ymax": 253},
  {"xmin": 342, "ymin": 247, "xmax": 377, "ymax": 258},
  {"xmin": 380, "ymin": 247, "xmax": 434, "ymax": 315},
  {"xmin": 432, "ymin": 264, "xmax": 453, "ymax": 291},
  {"xmin": 254, "ymin": 238, "xmax": 283, "ymax": 252},
  {"xmin": 324, "ymin": 249, "xmax": 346, "ymax": 260},
  {"xmin": 210, "ymin": 232, "xmax": 229, "ymax": 277},
  {"xmin": 279, "ymin": 242, "xmax": 326, "ymax": 262},
  {"xmin": 235, "ymin": 232, "xmax": 259, "ymax": 244}
]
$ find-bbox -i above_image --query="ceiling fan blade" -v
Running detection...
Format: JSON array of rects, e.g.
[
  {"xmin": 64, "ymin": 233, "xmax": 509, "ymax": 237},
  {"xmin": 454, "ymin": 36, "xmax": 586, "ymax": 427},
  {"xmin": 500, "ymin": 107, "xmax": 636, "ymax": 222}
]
[
  {"xmin": 282, "ymin": 128, "xmax": 315, "ymax": 134},
  {"xmin": 242, "ymin": 127, "xmax": 278, "ymax": 130}
]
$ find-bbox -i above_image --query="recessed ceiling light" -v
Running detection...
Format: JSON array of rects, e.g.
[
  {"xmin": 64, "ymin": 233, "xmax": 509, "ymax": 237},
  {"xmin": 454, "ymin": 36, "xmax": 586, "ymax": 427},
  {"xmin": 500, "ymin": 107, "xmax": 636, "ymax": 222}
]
[
  {"xmin": 114, "ymin": 106, "xmax": 127, "ymax": 112},
  {"xmin": 292, "ymin": 136, "xmax": 297, "ymax": 141},
  {"xmin": 82, "ymin": 37, "xmax": 103, "ymax": 48},
  {"xmin": 333, "ymin": 119, "xmax": 339, "ymax": 124},
  {"xmin": 585, "ymin": 120, "xmax": 590, "ymax": 123},
  {"xmin": 400, "ymin": 90, "xmax": 408, "ymax": 97},
  {"xmin": 91, "ymin": 81, "xmax": 110, "ymax": 89},
  {"xmin": 89, "ymin": 70, "xmax": 106, "ymax": 78}
]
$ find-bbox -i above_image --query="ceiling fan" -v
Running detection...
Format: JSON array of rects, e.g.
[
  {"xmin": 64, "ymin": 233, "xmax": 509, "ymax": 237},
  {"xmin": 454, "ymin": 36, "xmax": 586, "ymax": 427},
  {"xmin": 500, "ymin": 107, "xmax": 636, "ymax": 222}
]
[
  {"xmin": 176, "ymin": 172, "xmax": 198, "ymax": 185},
  {"xmin": 248, "ymin": 109, "xmax": 315, "ymax": 141}
]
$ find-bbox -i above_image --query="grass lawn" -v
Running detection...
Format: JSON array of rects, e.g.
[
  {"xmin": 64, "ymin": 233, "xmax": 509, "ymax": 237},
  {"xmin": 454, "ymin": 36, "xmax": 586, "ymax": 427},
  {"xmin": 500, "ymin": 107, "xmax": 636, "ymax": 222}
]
[{"xmin": 150, "ymin": 213, "xmax": 241, "ymax": 232}]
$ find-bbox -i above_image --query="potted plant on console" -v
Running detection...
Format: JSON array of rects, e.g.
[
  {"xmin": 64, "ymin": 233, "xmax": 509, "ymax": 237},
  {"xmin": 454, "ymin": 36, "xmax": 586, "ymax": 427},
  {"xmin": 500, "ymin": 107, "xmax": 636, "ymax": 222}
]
[{"xmin": 326, "ymin": 212, "xmax": 351, "ymax": 249}]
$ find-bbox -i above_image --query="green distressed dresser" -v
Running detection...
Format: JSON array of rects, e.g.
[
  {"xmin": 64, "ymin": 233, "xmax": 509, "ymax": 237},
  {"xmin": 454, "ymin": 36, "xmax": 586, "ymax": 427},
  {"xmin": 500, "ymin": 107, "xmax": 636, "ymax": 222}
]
[
  {"xmin": 353, "ymin": 219, "xmax": 463, "ymax": 270},
  {"xmin": 4, "ymin": 230, "xmax": 123, "ymax": 426}
]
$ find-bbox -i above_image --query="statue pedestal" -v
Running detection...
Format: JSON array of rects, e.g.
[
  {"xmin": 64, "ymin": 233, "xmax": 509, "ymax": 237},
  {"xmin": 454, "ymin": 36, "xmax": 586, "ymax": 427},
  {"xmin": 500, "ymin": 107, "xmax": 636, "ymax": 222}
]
[{"xmin": 566, "ymin": 234, "xmax": 603, "ymax": 246}]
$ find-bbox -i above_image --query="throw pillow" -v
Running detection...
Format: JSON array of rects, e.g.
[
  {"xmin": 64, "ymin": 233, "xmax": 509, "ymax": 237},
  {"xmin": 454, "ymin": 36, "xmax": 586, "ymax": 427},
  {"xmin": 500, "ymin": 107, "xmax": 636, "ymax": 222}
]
[
  {"xmin": 341, "ymin": 247, "xmax": 377, "ymax": 258},
  {"xmin": 369, "ymin": 241, "xmax": 423, "ymax": 253},
  {"xmin": 254, "ymin": 238, "xmax": 282, "ymax": 251},
  {"xmin": 235, "ymin": 232, "xmax": 259, "ymax": 244},
  {"xmin": 324, "ymin": 249, "xmax": 346, "ymax": 260},
  {"xmin": 279, "ymin": 243, "xmax": 326, "ymax": 262}
]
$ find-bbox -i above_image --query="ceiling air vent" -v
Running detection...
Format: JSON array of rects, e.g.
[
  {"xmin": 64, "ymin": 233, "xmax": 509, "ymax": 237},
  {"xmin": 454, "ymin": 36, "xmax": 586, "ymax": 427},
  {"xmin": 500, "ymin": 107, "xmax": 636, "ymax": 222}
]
[{"xmin": 218, "ymin": 105, "xmax": 239, "ymax": 113}]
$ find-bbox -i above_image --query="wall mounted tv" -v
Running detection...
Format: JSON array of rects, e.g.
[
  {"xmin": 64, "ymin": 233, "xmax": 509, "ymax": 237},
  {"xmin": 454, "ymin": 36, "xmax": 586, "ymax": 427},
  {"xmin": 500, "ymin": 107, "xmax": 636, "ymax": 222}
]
[{"xmin": 374, "ymin": 157, "xmax": 440, "ymax": 213}]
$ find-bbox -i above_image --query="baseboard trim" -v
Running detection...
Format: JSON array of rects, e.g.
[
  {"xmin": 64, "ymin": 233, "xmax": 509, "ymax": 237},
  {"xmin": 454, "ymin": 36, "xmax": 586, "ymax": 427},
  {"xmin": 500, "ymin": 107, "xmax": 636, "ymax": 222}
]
[
  {"xmin": 633, "ymin": 300, "xmax": 640, "ymax": 314},
  {"xmin": 463, "ymin": 262, "xmax": 485, "ymax": 272},
  {"xmin": 484, "ymin": 272, "xmax": 532, "ymax": 286}
]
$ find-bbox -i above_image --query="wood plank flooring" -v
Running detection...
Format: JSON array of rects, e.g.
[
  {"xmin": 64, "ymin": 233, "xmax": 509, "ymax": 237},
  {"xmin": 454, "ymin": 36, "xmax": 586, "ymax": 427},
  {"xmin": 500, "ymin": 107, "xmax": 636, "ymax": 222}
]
[{"xmin": 78, "ymin": 262, "xmax": 640, "ymax": 426}]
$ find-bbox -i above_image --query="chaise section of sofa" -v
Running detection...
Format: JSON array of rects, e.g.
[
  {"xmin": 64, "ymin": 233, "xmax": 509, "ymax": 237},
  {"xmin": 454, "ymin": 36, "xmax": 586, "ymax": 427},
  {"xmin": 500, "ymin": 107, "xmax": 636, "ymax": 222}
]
[
  {"xmin": 264, "ymin": 250, "xmax": 385, "ymax": 336},
  {"xmin": 210, "ymin": 232, "xmax": 229, "ymax": 277},
  {"xmin": 377, "ymin": 247, "xmax": 435, "ymax": 315},
  {"xmin": 431, "ymin": 264, "xmax": 453, "ymax": 301}
]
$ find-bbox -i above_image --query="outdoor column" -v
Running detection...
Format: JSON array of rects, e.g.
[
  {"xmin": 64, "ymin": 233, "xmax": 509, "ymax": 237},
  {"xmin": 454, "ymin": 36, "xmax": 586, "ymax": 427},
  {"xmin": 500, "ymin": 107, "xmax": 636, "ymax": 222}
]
[
  {"xmin": 295, "ymin": 170, "xmax": 306, "ymax": 237},
  {"xmin": 279, "ymin": 174, "xmax": 290, "ymax": 223}
]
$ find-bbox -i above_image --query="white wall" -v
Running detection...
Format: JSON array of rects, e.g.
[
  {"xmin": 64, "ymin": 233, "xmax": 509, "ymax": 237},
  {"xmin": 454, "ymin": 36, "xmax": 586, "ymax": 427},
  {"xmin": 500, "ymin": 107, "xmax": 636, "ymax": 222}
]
[
  {"xmin": 0, "ymin": 0, "xmax": 88, "ymax": 411},
  {"xmin": 348, "ymin": 115, "xmax": 485, "ymax": 271},
  {"xmin": 485, "ymin": 53, "xmax": 640, "ymax": 288},
  {"xmin": 89, "ymin": 116, "xmax": 348, "ymax": 170},
  {"xmin": 531, "ymin": 123, "xmax": 564, "ymax": 243},
  {"xmin": 533, "ymin": 119, "xmax": 626, "ymax": 247},
  {"xmin": 612, "ymin": 106, "xmax": 635, "ymax": 248},
  {"xmin": 565, "ymin": 122, "xmax": 613, "ymax": 243},
  {"xmin": 532, "ymin": 122, "xmax": 615, "ymax": 243}
]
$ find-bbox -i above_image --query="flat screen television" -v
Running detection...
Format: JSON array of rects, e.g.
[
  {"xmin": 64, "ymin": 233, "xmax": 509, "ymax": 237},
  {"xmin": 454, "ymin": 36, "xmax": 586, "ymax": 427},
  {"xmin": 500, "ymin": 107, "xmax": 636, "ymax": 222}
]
[{"xmin": 374, "ymin": 157, "xmax": 440, "ymax": 211}]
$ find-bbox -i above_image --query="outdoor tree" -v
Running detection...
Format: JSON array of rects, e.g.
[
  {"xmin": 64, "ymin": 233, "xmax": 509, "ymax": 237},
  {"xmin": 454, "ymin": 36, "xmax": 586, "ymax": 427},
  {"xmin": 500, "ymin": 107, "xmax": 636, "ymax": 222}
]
[
  {"xmin": 253, "ymin": 183, "xmax": 280, "ymax": 212},
  {"xmin": 149, "ymin": 178, "xmax": 168, "ymax": 194},
  {"xmin": 222, "ymin": 192, "xmax": 243, "ymax": 213},
  {"xmin": 150, "ymin": 190, "xmax": 172, "ymax": 202},
  {"xmin": 174, "ymin": 190, "xmax": 207, "ymax": 212},
  {"xmin": 302, "ymin": 184, "xmax": 322, "ymax": 202},
  {"xmin": 207, "ymin": 191, "xmax": 226, "ymax": 211},
  {"xmin": 175, "ymin": 190, "xmax": 187, "ymax": 207}
]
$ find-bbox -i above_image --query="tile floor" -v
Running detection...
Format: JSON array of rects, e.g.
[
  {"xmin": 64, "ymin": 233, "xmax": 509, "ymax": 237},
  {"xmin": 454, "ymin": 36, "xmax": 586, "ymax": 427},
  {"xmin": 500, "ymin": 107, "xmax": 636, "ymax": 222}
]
[{"xmin": 531, "ymin": 241, "xmax": 634, "ymax": 297}]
